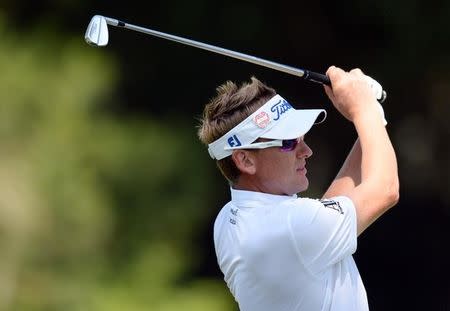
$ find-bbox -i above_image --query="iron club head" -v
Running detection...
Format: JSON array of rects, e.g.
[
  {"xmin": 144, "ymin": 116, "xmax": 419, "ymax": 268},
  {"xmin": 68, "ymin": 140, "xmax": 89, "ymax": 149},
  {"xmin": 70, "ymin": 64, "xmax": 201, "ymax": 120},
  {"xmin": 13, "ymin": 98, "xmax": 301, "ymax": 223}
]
[{"xmin": 85, "ymin": 15, "xmax": 109, "ymax": 46}]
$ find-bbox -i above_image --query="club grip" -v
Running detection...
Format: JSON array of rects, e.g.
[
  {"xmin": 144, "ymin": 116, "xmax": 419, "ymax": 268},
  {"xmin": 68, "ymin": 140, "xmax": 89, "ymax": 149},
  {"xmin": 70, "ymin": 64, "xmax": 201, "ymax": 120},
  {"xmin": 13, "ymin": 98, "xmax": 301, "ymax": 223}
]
[
  {"xmin": 303, "ymin": 70, "xmax": 331, "ymax": 85},
  {"xmin": 304, "ymin": 70, "xmax": 387, "ymax": 103}
]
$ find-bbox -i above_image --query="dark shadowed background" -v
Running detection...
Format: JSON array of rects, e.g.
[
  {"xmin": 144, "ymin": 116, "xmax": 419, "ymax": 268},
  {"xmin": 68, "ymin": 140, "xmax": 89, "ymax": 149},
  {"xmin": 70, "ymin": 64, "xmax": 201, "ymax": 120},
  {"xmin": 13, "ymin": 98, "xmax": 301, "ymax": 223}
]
[{"xmin": 0, "ymin": 1, "xmax": 449, "ymax": 310}]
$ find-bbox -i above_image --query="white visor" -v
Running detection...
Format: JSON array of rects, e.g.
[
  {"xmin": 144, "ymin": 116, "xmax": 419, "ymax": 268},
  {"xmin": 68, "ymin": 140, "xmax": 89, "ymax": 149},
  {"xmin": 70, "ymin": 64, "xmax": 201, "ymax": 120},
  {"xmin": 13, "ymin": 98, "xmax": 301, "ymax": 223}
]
[{"xmin": 208, "ymin": 94, "xmax": 326, "ymax": 160}]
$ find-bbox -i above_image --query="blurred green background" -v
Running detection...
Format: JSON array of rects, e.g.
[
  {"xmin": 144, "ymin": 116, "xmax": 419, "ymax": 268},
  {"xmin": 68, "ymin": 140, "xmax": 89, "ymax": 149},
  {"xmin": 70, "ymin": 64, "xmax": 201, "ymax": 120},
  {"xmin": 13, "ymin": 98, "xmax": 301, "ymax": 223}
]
[{"xmin": 0, "ymin": 1, "xmax": 449, "ymax": 310}]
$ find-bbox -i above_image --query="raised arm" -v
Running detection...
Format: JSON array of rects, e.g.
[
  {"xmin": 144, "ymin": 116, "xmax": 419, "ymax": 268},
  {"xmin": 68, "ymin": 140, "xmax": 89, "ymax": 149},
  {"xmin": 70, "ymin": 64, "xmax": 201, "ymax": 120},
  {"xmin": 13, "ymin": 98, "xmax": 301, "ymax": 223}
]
[
  {"xmin": 322, "ymin": 67, "xmax": 399, "ymax": 236},
  {"xmin": 323, "ymin": 138, "xmax": 361, "ymax": 199}
]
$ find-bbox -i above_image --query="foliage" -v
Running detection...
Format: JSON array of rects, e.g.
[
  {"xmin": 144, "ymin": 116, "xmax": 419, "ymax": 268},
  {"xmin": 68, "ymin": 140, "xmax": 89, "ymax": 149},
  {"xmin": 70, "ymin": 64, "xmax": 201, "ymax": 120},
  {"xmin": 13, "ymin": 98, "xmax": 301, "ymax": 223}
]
[{"xmin": 0, "ymin": 15, "xmax": 233, "ymax": 311}]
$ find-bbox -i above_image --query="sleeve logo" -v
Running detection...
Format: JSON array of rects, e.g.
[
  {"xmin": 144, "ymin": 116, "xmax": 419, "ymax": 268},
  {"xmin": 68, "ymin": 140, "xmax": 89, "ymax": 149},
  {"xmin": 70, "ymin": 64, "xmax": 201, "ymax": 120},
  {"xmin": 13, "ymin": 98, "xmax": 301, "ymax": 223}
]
[{"xmin": 319, "ymin": 199, "xmax": 343, "ymax": 214}]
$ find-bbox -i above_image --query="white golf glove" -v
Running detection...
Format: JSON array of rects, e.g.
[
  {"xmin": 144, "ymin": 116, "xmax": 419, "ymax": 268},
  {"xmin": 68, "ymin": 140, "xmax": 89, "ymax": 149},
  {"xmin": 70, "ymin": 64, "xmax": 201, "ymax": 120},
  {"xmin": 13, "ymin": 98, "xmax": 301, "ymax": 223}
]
[{"xmin": 364, "ymin": 75, "xmax": 387, "ymax": 126}]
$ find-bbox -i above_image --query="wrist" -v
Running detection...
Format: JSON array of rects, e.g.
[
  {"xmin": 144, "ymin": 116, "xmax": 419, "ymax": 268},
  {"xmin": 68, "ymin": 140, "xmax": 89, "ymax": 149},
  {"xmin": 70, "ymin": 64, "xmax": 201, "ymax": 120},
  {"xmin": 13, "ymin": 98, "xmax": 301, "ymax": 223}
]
[
  {"xmin": 352, "ymin": 105, "xmax": 384, "ymax": 127},
  {"xmin": 377, "ymin": 102, "xmax": 388, "ymax": 126}
]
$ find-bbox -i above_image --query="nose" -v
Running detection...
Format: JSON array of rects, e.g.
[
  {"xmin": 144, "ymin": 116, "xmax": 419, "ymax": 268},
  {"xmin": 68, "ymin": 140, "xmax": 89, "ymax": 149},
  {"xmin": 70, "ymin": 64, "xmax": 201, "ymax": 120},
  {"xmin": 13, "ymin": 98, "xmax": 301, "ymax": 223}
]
[{"xmin": 296, "ymin": 140, "xmax": 313, "ymax": 158}]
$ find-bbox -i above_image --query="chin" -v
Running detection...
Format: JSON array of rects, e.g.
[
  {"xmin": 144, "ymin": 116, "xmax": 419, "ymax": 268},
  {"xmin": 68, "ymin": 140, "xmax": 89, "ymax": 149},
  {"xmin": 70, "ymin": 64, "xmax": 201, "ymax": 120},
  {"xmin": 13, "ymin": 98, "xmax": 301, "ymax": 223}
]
[
  {"xmin": 296, "ymin": 180, "xmax": 309, "ymax": 194},
  {"xmin": 285, "ymin": 185, "xmax": 308, "ymax": 196}
]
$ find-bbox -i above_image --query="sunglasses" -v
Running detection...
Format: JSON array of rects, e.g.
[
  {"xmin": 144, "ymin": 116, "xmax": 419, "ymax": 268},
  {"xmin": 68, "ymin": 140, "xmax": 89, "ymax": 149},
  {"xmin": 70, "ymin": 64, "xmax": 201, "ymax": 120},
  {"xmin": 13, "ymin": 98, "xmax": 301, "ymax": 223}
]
[
  {"xmin": 230, "ymin": 138, "xmax": 300, "ymax": 152},
  {"xmin": 279, "ymin": 138, "xmax": 300, "ymax": 152}
]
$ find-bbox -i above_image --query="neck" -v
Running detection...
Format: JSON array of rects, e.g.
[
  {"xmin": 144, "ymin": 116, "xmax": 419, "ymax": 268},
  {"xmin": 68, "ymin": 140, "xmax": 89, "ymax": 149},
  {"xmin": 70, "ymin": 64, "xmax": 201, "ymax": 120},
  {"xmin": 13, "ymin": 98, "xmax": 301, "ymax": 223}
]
[
  {"xmin": 233, "ymin": 175, "xmax": 280, "ymax": 195},
  {"xmin": 233, "ymin": 175, "xmax": 260, "ymax": 192}
]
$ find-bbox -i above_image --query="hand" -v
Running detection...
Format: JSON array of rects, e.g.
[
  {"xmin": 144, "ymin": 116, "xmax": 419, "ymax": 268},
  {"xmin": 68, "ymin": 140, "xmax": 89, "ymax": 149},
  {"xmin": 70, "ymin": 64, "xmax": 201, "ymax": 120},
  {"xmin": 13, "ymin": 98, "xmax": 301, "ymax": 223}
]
[
  {"xmin": 324, "ymin": 66, "xmax": 379, "ymax": 122},
  {"xmin": 363, "ymin": 75, "xmax": 384, "ymax": 102},
  {"xmin": 364, "ymin": 75, "xmax": 387, "ymax": 125}
]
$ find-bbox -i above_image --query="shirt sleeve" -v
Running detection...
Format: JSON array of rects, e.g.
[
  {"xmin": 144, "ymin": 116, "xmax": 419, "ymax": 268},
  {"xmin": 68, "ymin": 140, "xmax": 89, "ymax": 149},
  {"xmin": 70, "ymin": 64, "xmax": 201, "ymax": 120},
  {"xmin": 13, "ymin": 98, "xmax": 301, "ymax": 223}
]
[{"xmin": 287, "ymin": 196, "xmax": 357, "ymax": 275}]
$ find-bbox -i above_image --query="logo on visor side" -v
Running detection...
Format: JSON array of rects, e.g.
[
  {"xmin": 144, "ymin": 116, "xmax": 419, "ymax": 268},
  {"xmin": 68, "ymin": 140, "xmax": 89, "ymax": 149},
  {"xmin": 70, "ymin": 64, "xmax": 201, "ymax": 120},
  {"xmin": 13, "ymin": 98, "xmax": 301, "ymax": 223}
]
[
  {"xmin": 227, "ymin": 135, "xmax": 242, "ymax": 148},
  {"xmin": 253, "ymin": 111, "xmax": 270, "ymax": 128},
  {"xmin": 271, "ymin": 99, "xmax": 293, "ymax": 121}
]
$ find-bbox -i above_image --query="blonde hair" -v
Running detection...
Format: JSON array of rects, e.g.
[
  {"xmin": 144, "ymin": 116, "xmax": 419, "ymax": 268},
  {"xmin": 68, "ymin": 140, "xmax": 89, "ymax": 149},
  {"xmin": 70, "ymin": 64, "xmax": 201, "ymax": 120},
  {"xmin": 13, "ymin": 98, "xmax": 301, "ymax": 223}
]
[{"xmin": 197, "ymin": 77, "xmax": 276, "ymax": 183}]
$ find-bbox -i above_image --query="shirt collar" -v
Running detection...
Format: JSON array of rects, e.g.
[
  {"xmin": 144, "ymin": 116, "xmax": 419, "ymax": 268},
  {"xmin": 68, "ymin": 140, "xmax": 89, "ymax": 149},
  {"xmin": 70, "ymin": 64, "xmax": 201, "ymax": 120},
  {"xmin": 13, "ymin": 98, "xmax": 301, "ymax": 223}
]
[{"xmin": 230, "ymin": 187, "xmax": 297, "ymax": 206}]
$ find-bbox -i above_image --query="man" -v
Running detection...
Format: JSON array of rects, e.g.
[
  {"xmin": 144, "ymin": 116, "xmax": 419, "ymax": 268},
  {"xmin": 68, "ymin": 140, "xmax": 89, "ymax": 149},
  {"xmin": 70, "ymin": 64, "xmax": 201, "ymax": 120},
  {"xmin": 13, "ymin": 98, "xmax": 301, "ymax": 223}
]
[{"xmin": 197, "ymin": 66, "xmax": 399, "ymax": 311}]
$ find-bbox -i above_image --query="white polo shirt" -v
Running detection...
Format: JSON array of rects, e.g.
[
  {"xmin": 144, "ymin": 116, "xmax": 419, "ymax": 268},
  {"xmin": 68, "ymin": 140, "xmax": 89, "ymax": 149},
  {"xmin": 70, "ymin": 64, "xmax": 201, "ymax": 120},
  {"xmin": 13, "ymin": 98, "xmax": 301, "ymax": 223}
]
[{"xmin": 214, "ymin": 188, "xmax": 368, "ymax": 311}]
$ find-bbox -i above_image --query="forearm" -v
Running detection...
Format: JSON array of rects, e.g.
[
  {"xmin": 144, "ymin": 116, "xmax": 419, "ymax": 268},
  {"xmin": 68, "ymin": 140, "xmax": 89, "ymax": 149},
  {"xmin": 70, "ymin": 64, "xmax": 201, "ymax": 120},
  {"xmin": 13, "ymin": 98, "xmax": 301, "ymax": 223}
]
[
  {"xmin": 323, "ymin": 66, "xmax": 399, "ymax": 235},
  {"xmin": 351, "ymin": 109, "xmax": 399, "ymax": 234},
  {"xmin": 322, "ymin": 138, "xmax": 361, "ymax": 199},
  {"xmin": 354, "ymin": 111, "xmax": 397, "ymax": 190}
]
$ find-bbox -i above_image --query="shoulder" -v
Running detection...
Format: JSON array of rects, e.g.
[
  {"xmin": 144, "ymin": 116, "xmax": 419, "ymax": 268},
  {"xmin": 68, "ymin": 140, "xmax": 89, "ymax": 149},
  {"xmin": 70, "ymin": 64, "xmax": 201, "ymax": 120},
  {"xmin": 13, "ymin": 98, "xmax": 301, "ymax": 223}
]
[
  {"xmin": 286, "ymin": 196, "xmax": 358, "ymax": 270},
  {"xmin": 286, "ymin": 196, "xmax": 356, "ymax": 227},
  {"xmin": 214, "ymin": 202, "xmax": 233, "ymax": 230}
]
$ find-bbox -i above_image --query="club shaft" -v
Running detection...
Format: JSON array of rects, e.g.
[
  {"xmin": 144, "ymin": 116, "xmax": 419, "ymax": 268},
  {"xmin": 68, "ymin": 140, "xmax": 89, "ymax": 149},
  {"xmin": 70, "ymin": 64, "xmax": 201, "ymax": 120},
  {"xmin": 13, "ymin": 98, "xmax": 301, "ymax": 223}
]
[{"xmin": 104, "ymin": 17, "xmax": 330, "ymax": 85}]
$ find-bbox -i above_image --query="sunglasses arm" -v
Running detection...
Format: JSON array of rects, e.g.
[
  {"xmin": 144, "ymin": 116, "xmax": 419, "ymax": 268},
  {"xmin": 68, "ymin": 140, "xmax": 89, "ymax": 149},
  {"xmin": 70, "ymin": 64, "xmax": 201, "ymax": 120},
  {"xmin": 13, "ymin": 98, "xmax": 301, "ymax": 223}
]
[{"xmin": 223, "ymin": 140, "xmax": 284, "ymax": 151}]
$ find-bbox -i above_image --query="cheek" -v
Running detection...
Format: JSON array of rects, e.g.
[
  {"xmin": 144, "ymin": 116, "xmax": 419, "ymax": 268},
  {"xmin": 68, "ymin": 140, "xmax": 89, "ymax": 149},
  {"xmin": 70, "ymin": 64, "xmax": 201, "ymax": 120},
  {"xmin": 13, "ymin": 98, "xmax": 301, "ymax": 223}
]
[
  {"xmin": 258, "ymin": 154, "xmax": 284, "ymax": 177},
  {"xmin": 256, "ymin": 152, "xmax": 296, "ymax": 180},
  {"xmin": 269, "ymin": 157, "xmax": 294, "ymax": 179}
]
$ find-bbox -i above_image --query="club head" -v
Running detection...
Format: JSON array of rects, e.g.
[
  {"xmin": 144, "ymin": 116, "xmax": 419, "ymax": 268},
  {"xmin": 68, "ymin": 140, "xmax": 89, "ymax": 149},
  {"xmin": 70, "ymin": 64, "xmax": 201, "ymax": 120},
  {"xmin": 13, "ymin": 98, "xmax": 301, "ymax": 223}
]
[{"xmin": 85, "ymin": 15, "xmax": 109, "ymax": 46}]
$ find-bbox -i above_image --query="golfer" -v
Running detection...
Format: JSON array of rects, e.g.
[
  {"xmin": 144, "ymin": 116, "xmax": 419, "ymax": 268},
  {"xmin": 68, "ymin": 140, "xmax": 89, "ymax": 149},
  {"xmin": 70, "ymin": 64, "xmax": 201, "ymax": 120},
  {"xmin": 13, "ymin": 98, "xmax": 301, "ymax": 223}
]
[{"xmin": 197, "ymin": 66, "xmax": 399, "ymax": 311}]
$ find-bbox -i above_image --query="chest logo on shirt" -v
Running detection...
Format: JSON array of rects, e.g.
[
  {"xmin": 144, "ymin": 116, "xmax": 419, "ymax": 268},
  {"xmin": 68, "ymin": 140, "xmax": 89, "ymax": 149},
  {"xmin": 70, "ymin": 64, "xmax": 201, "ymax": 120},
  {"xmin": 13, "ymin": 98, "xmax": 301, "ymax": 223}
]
[
  {"xmin": 320, "ymin": 199, "xmax": 343, "ymax": 214},
  {"xmin": 229, "ymin": 208, "xmax": 238, "ymax": 225}
]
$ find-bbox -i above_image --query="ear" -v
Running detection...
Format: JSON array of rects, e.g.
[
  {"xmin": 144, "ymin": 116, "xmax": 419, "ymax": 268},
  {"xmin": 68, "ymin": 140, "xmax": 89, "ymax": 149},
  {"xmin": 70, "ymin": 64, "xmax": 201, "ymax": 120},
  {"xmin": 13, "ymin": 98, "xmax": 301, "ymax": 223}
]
[{"xmin": 231, "ymin": 150, "xmax": 257, "ymax": 175}]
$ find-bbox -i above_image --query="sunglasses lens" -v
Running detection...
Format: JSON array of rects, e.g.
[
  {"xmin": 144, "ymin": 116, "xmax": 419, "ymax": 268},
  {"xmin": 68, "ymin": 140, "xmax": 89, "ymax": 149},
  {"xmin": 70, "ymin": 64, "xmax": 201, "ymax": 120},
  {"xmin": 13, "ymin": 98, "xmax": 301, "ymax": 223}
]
[{"xmin": 280, "ymin": 139, "xmax": 298, "ymax": 151}]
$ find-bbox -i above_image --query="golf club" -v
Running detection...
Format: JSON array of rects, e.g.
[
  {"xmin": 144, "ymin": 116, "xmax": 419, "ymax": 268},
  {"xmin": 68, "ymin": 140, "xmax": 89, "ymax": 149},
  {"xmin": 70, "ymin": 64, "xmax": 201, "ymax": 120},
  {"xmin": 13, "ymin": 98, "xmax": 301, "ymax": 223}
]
[{"xmin": 85, "ymin": 15, "xmax": 387, "ymax": 103}]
